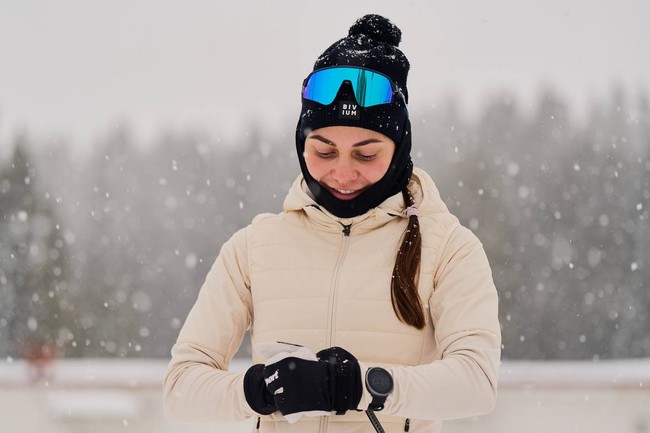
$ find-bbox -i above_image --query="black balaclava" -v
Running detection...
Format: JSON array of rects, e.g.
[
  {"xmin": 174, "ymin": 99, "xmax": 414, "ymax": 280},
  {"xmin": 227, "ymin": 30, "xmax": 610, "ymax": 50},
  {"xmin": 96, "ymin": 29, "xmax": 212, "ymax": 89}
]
[{"xmin": 296, "ymin": 14, "xmax": 413, "ymax": 218}]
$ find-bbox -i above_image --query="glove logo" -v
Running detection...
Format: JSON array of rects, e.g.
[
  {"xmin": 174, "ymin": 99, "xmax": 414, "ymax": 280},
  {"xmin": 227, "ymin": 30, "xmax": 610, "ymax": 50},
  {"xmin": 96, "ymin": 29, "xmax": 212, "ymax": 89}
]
[{"xmin": 264, "ymin": 369, "xmax": 279, "ymax": 386}]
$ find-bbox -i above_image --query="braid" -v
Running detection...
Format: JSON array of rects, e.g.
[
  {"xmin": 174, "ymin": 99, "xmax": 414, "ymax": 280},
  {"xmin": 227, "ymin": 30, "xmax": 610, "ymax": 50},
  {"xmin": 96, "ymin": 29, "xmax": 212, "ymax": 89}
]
[{"xmin": 390, "ymin": 187, "xmax": 425, "ymax": 329}]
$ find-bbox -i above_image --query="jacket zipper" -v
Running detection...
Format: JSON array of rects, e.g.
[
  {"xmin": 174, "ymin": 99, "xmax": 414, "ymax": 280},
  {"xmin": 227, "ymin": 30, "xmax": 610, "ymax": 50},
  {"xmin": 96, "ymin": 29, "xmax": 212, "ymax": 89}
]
[
  {"xmin": 321, "ymin": 223, "xmax": 352, "ymax": 433},
  {"xmin": 326, "ymin": 223, "xmax": 352, "ymax": 347}
]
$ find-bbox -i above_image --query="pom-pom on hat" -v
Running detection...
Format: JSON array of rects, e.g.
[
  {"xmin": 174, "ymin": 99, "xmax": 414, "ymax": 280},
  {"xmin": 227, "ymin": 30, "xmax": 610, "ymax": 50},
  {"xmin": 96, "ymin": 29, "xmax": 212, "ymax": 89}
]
[{"xmin": 295, "ymin": 14, "xmax": 413, "ymax": 219}]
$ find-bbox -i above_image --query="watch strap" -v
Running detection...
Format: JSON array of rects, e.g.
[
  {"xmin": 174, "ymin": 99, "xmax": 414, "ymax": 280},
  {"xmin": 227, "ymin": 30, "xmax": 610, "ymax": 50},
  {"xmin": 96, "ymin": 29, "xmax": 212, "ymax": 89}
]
[
  {"xmin": 369, "ymin": 394, "xmax": 387, "ymax": 411},
  {"xmin": 365, "ymin": 410, "xmax": 386, "ymax": 433}
]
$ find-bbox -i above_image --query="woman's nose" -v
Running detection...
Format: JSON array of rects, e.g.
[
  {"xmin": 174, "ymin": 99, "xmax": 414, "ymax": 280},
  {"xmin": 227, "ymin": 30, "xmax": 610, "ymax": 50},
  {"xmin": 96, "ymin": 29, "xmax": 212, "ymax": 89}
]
[{"xmin": 331, "ymin": 160, "xmax": 358, "ymax": 185}]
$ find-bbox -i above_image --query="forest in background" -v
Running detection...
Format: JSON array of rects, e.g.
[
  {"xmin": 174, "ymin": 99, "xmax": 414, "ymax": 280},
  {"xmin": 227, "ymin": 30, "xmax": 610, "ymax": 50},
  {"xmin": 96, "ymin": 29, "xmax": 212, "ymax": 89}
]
[{"xmin": 1, "ymin": 86, "xmax": 649, "ymax": 361}]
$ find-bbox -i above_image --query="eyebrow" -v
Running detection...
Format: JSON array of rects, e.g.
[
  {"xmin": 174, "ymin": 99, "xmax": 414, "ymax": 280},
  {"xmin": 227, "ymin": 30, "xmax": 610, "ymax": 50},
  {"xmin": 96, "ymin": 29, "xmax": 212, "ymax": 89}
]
[{"xmin": 309, "ymin": 134, "xmax": 382, "ymax": 147}]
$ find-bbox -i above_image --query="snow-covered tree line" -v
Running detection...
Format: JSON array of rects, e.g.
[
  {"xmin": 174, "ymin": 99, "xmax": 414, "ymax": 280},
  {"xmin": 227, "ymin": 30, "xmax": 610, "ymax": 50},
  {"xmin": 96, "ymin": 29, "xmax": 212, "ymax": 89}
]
[{"xmin": 0, "ymin": 87, "xmax": 648, "ymax": 360}]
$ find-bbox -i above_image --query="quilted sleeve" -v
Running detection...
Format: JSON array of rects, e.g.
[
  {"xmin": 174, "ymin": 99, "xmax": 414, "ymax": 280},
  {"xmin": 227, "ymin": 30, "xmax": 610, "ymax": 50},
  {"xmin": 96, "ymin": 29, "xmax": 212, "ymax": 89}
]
[{"xmin": 163, "ymin": 226, "xmax": 256, "ymax": 422}]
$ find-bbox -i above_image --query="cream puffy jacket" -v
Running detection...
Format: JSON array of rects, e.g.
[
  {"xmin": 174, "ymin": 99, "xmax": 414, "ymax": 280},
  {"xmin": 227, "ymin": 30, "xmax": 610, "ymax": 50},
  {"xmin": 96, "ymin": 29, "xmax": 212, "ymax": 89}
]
[{"xmin": 163, "ymin": 167, "xmax": 501, "ymax": 433}]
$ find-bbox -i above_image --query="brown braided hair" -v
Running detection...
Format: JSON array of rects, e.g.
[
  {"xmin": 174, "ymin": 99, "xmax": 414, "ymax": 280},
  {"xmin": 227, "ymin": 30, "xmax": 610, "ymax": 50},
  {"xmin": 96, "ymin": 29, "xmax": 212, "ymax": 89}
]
[{"xmin": 390, "ymin": 187, "xmax": 425, "ymax": 329}]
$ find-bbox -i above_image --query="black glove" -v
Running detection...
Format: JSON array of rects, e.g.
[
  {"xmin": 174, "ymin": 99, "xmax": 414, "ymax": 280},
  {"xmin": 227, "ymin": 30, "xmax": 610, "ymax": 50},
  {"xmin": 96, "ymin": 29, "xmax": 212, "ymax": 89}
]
[
  {"xmin": 262, "ymin": 346, "xmax": 362, "ymax": 416},
  {"xmin": 316, "ymin": 346, "xmax": 363, "ymax": 413},
  {"xmin": 243, "ymin": 364, "xmax": 276, "ymax": 415}
]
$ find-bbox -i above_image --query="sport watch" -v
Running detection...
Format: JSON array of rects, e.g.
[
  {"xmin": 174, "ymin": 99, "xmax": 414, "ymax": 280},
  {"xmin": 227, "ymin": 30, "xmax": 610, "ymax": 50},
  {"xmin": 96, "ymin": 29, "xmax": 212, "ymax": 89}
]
[{"xmin": 365, "ymin": 367, "xmax": 393, "ymax": 411}]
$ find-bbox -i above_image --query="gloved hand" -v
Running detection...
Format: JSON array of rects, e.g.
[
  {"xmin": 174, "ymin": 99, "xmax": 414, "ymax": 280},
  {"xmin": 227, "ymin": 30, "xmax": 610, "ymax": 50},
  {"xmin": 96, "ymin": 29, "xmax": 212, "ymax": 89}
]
[
  {"xmin": 262, "ymin": 345, "xmax": 362, "ymax": 418},
  {"xmin": 257, "ymin": 342, "xmax": 327, "ymax": 423},
  {"xmin": 315, "ymin": 346, "xmax": 363, "ymax": 413},
  {"xmin": 243, "ymin": 364, "xmax": 276, "ymax": 415},
  {"xmin": 246, "ymin": 342, "xmax": 323, "ymax": 416}
]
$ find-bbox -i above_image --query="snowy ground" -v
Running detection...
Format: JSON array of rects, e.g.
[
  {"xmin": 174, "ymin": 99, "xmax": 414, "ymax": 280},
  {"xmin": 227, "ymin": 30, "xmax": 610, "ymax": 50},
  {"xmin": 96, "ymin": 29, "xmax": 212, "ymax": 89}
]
[{"xmin": 0, "ymin": 358, "xmax": 648, "ymax": 433}]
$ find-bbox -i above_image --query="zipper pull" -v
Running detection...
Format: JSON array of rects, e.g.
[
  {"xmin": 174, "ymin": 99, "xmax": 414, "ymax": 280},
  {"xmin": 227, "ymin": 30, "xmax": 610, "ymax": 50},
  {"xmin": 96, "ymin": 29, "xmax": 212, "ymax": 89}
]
[
  {"xmin": 404, "ymin": 418, "xmax": 410, "ymax": 432},
  {"xmin": 341, "ymin": 223, "xmax": 351, "ymax": 236}
]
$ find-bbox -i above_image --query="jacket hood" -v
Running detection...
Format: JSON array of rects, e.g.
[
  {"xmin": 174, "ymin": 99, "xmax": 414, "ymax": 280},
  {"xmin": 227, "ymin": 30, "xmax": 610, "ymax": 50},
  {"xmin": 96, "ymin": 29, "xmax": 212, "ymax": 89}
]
[{"xmin": 283, "ymin": 167, "xmax": 450, "ymax": 225}]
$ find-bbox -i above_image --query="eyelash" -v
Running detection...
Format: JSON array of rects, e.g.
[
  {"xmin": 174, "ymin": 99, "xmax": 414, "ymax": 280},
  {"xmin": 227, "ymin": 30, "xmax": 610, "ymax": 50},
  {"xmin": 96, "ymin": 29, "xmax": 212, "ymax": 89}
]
[
  {"xmin": 315, "ymin": 151, "xmax": 335, "ymax": 159},
  {"xmin": 315, "ymin": 151, "xmax": 376, "ymax": 161}
]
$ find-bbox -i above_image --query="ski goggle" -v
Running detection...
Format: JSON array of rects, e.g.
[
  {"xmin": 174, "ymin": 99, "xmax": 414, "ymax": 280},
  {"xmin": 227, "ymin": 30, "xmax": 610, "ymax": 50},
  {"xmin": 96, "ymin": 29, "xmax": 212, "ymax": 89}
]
[{"xmin": 301, "ymin": 66, "xmax": 405, "ymax": 107}]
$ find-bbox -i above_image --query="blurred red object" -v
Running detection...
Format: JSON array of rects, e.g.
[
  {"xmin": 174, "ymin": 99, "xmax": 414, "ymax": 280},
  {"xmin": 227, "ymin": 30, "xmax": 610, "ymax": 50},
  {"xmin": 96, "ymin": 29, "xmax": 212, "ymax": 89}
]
[{"xmin": 23, "ymin": 341, "xmax": 58, "ymax": 383}]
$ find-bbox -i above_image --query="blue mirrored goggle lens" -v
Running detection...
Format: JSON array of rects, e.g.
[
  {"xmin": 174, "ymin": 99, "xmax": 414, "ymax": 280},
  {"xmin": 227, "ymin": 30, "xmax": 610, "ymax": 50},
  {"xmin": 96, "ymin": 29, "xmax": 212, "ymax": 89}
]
[{"xmin": 302, "ymin": 67, "xmax": 394, "ymax": 107}]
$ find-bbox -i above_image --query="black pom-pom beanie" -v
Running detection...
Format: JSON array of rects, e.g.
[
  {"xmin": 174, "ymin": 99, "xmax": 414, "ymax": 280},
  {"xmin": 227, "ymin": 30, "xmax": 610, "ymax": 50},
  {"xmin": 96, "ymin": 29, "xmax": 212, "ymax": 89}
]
[{"xmin": 296, "ymin": 14, "xmax": 413, "ymax": 219}]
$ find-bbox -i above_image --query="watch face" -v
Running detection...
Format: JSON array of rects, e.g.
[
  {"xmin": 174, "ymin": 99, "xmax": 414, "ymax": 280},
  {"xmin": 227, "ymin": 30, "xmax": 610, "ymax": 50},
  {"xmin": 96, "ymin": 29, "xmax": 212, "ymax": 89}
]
[{"xmin": 368, "ymin": 368, "xmax": 393, "ymax": 396}]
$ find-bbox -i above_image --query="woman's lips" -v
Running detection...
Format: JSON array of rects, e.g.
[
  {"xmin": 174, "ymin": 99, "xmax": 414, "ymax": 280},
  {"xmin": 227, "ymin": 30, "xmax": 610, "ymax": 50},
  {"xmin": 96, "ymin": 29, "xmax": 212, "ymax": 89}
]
[{"xmin": 326, "ymin": 185, "xmax": 365, "ymax": 200}]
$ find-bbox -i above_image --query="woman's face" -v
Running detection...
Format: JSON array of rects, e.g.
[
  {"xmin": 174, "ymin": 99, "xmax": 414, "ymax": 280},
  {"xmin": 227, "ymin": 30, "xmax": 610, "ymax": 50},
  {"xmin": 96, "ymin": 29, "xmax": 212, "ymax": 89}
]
[{"xmin": 304, "ymin": 126, "xmax": 396, "ymax": 201}]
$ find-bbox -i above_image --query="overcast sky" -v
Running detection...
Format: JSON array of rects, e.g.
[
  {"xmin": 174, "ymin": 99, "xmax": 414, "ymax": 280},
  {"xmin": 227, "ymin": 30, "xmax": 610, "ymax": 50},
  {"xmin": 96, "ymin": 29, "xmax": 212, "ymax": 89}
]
[{"xmin": 1, "ymin": 0, "xmax": 649, "ymax": 149}]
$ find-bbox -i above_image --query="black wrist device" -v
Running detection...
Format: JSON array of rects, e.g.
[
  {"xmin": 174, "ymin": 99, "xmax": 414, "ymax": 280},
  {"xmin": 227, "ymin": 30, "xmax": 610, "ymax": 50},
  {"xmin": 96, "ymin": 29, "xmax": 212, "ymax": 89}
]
[{"xmin": 365, "ymin": 367, "xmax": 393, "ymax": 411}]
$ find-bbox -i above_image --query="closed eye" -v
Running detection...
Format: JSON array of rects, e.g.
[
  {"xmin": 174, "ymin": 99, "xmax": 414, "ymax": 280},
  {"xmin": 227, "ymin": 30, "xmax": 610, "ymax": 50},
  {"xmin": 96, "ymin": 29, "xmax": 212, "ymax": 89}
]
[{"xmin": 316, "ymin": 151, "xmax": 336, "ymax": 159}]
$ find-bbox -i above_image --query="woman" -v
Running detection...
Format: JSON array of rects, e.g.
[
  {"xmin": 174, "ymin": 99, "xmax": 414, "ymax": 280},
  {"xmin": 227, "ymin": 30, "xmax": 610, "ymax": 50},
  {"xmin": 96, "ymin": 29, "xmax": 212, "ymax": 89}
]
[{"xmin": 164, "ymin": 14, "xmax": 501, "ymax": 433}]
